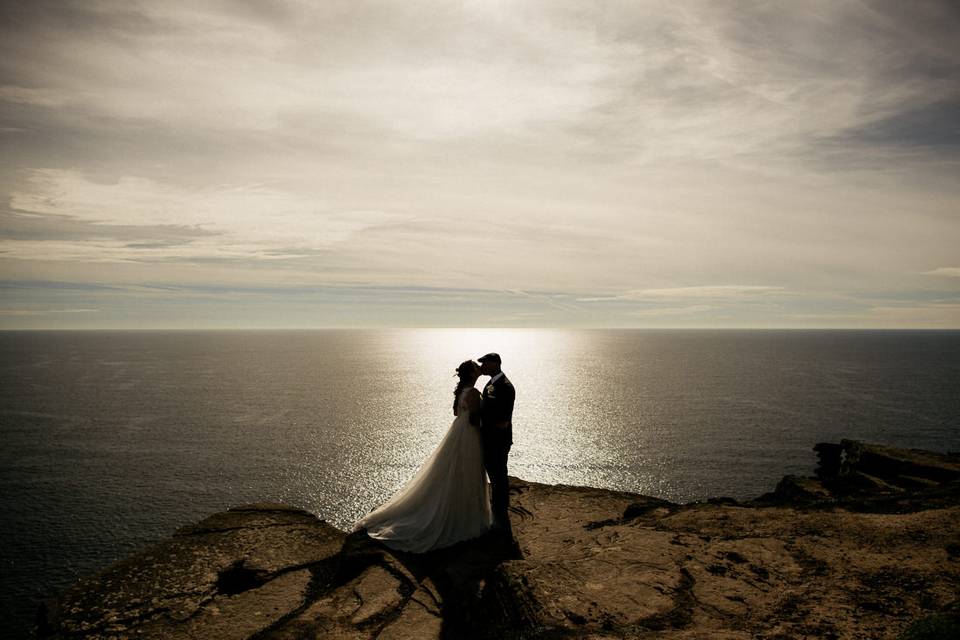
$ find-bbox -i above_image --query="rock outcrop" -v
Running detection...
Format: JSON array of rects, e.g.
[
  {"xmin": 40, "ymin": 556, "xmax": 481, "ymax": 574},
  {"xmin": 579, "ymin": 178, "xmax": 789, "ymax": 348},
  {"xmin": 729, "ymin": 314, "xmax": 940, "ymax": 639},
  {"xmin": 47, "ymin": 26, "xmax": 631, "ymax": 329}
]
[
  {"xmin": 769, "ymin": 439, "xmax": 960, "ymax": 508},
  {"xmin": 38, "ymin": 441, "xmax": 960, "ymax": 639}
]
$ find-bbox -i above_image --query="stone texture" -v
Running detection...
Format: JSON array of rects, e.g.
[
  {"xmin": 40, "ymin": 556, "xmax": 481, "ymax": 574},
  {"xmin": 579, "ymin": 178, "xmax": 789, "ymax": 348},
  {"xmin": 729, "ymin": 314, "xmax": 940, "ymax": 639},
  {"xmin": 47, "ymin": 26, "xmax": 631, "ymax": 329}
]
[
  {"xmin": 377, "ymin": 597, "xmax": 444, "ymax": 640},
  {"xmin": 38, "ymin": 504, "xmax": 344, "ymax": 639},
  {"xmin": 39, "ymin": 442, "xmax": 960, "ymax": 640},
  {"xmin": 773, "ymin": 474, "xmax": 833, "ymax": 501},
  {"xmin": 137, "ymin": 568, "xmax": 313, "ymax": 640},
  {"xmin": 493, "ymin": 482, "xmax": 684, "ymax": 632},
  {"xmin": 833, "ymin": 440, "xmax": 960, "ymax": 490},
  {"xmin": 348, "ymin": 565, "xmax": 406, "ymax": 625}
]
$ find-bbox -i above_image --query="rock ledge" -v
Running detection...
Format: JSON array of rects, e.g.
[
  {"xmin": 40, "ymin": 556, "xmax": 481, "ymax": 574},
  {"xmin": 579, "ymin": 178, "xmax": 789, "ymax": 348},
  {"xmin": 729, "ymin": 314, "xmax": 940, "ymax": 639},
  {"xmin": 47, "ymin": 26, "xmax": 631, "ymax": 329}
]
[{"xmin": 39, "ymin": 442, "xmax": 960, "ymax": 639}]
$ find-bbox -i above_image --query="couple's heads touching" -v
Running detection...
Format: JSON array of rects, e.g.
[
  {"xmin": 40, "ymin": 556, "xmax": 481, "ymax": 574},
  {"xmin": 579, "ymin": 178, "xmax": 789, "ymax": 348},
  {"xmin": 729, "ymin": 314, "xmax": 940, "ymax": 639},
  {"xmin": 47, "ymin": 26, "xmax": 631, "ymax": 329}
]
[
  {"xmin": 455, "ymin": 352, "xmax": 501, "ymax": 387},
  {"xmin": 453, "ymin": 353, "xmax": 503, "ymax": 415}
]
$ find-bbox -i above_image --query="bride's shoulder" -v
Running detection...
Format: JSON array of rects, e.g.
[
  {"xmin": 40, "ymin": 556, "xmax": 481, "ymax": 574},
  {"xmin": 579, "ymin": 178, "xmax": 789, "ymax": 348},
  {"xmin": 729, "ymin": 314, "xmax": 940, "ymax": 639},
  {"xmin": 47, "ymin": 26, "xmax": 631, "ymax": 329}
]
[
  {"xmin": 458, "ymin": 386, "xmax": 480, "ymax": 400},
  {"xmin": 460, "ymin": 386, "xmax": 482, "ymax": 406}
]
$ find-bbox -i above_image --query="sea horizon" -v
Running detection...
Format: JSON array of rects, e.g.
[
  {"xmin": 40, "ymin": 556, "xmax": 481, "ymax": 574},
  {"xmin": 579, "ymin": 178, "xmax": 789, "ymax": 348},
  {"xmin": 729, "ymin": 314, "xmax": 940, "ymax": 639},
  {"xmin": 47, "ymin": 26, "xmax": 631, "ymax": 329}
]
[{"xmin": 4, "ymin": 327, "xmax": 960, "ymax": 332}]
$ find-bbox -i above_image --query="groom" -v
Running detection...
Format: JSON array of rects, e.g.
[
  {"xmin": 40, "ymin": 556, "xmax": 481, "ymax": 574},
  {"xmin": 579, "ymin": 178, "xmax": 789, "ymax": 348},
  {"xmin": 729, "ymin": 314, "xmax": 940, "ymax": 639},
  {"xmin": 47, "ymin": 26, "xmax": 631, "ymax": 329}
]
[{"xmin": 478, "ymin": 353, "xmax": 515, "ymax": 533}]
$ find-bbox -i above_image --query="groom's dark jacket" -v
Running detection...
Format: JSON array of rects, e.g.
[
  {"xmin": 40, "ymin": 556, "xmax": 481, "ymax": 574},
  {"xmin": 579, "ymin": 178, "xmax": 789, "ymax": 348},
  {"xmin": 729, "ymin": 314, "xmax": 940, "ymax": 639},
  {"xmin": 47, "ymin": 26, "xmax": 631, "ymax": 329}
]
[{"xmin": 480, "ymin": 374, "xmax": 515, "ymax": 446}]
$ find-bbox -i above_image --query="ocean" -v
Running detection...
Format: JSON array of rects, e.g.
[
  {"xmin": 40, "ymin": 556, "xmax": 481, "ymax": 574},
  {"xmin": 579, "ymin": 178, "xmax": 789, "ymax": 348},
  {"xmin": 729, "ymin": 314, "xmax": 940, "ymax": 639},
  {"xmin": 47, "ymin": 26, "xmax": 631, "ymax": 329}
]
[{"xmin": 2, "ymin": 329, "xmax": 959, "ymax": 635}]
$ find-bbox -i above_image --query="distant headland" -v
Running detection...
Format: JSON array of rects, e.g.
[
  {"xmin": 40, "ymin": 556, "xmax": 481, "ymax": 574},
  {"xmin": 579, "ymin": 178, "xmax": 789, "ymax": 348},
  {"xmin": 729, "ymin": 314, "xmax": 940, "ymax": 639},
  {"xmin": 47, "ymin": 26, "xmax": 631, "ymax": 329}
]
[{"xmin": 37, "ymin": 440, "xmax": 960, "ymax": 639}]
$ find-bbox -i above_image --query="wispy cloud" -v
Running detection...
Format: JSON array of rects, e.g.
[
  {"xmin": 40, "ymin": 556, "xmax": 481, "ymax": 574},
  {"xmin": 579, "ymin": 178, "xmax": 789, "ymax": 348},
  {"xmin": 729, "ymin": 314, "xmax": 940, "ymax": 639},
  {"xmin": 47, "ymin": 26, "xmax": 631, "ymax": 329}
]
[
  {"xmin": 922, "ymin": 267, "xmax": 960, "ymax": 277},
  {"xmin": 629, "ymin": 305, "xmax": 714, "ymax": 317},
  {"xmin": 4, "ymin": 169, "xmax": 409, "ymax": 262},
  {"xmin": 505, "ymin": 289, "xmax": 584, "ymax": 314},
  {"xmin": 866, "ymin": 302, "xmax": 960, "ymax": 326},
  {"xmin": 580, "ymin": 286, "xmax": 784, "ymax": 303},
  {"xmin": 0, "ymin": 307, "xmax": 98, "ymax": 316}
]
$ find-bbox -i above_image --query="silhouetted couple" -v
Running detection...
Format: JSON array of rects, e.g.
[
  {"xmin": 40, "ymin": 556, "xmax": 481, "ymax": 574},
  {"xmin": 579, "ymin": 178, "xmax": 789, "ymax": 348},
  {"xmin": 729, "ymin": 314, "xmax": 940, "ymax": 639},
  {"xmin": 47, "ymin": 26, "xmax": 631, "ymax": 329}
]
[{"xmin": 353, "ymin": 353, "xmax": 515, "ymax": 552}]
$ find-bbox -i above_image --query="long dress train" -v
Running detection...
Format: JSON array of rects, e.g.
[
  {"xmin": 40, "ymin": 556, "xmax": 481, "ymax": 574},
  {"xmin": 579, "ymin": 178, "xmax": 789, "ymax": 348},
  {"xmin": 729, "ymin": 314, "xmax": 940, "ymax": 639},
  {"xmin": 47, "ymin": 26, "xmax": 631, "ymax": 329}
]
[{"xmin": 352, "ymin": 388, "xmax": 492, "ymax": 553}]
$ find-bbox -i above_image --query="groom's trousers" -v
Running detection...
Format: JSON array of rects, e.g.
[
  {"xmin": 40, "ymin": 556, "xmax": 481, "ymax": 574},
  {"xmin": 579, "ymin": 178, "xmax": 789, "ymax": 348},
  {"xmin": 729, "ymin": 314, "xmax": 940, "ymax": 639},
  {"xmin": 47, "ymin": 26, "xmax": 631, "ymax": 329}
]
[{"xmin": 483, "ymin": 435, "xmax": 511, "ymax": 529}]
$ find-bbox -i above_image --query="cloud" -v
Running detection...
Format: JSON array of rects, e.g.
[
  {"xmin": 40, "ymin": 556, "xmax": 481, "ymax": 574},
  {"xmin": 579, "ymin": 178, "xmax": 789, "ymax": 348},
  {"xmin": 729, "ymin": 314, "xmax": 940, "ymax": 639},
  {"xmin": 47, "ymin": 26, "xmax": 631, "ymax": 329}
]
[
  {"xmin": 4, "ymin": 1, "xmax": 959, "ymax": 159},
  {"xmin": 505, "ymin": 289, "xmax": 584, "ymax": 313},
  {"xmin": 865, "ymin": 303, "xmax": 960, "ymax": 327},
  {"xmin": 1, "ymin": 1, "xmax": 959, "ymax": 327},
  {"xmin": 0, "ymin": 307, "xmax": 98, "ymax": 316},
  {"xmin": 922, "ymin": 267, "xmax": 960, "ymax": 277},
  {"xmin": 4, "ymin": 169, "xmax": 409, "ymax": 262},
  {"xmin": 624, "ymin": 286, "xmax": 784, "ymax": 299},
  {"xmin": 629, "ymin": 304, "xmax": 713, "ymax": 317},
  {"xmin": 0, "ymin": 1, "xmax": 624, "ymax": 139},
  {"xmin": 838, "ymin": 100, "xmax": 960, "ymax": 153},
  {"xmin": 0, "ymin": 86, "xmax": 74, "ymax": 108},
  {"xmin": 580, "ymin": 286, "xmax": 785, "ymax": 302}
]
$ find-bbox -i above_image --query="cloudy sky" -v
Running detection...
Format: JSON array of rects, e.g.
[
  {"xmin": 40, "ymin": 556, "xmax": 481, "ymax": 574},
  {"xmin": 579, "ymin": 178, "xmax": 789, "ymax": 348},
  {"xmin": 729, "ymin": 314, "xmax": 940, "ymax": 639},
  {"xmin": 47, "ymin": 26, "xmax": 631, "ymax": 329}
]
[{"xmin": 1, "ymin": 0, "xmax": 959, "ymax": 328}]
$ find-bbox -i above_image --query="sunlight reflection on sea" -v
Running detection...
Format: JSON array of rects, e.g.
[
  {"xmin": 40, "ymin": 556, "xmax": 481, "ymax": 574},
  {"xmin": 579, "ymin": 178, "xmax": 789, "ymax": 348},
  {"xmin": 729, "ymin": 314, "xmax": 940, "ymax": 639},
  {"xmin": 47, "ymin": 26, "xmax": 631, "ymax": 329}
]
[{"xmin": 3, "ymin": 328, "xmax": 960, "ymax": 634}]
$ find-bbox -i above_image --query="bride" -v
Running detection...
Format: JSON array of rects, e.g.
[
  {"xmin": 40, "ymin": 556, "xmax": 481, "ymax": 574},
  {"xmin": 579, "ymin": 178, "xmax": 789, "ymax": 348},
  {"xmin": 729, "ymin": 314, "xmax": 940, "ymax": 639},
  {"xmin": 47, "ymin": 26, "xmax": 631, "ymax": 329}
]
[{"xmin": 353, "ymin": 360, "xmax": 492, "ymax": 552}]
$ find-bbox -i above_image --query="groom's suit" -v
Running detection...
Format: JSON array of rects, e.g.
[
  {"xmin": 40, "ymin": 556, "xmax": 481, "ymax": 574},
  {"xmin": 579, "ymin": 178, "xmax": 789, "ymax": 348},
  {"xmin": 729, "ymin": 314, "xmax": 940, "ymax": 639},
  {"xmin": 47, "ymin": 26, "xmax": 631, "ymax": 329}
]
[{"xmin": 480, "ymin": 372, "xmax": 515, "ymax": 530}]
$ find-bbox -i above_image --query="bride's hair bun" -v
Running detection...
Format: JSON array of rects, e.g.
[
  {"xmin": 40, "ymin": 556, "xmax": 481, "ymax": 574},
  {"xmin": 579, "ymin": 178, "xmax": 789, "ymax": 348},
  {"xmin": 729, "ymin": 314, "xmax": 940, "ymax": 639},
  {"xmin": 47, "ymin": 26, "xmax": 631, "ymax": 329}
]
[
  {"xmin": 452, "ymin": 360, "xmax": 479, "ymax": 414},
  {"xmin": 455, "ymin": 360, "xmax": 478, "ymax": 378}
]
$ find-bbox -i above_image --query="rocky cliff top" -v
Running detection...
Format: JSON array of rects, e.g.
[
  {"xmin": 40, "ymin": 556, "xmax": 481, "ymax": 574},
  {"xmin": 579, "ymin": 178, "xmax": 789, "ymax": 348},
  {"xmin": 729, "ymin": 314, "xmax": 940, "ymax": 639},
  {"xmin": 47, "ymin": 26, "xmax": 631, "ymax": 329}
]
[{"xmin": 39, "ymin": 441, "xmax": 960, "ymax": 639}]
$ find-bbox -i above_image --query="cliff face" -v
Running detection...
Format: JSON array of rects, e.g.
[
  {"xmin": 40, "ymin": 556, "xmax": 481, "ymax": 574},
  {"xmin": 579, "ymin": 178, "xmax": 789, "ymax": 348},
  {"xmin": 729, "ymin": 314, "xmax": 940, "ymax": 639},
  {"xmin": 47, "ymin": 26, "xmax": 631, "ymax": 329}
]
[{"xmin": 39, "ymin": 442, "xmax": 960, "ymax": 639}]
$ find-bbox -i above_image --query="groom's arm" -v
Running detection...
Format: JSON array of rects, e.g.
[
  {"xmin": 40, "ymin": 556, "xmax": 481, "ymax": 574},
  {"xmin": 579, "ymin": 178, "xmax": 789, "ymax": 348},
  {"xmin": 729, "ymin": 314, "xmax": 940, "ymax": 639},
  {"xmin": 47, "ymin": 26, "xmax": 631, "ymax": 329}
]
[{"xmin": 502, "ymin": 383, "xmax": 515, "ymax": 425}]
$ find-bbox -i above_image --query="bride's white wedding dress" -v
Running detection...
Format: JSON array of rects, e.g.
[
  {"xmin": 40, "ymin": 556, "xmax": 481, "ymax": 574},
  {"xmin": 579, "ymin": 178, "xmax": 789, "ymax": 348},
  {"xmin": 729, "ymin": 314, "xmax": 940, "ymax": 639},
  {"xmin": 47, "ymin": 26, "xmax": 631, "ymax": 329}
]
[{"xmin": 353, "ymin": 387, "xmax": 492, "ymax": 553}]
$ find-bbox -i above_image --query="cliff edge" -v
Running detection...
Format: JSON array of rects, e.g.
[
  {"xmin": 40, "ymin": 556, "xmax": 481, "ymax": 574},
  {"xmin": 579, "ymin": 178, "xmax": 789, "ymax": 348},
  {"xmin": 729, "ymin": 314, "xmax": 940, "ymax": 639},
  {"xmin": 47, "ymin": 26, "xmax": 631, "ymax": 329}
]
[{"xmin": 38, "ymin": 441, "xmax": 960, "ymax": 639}]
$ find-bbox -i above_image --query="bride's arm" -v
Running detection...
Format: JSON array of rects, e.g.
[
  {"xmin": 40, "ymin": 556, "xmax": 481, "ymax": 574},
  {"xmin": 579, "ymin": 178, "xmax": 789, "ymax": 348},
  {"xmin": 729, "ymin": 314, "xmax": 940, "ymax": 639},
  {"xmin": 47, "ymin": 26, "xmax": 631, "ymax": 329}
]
[{"xmin": 464, "ymin": 388, "xmax": 482, "ymax": 427}]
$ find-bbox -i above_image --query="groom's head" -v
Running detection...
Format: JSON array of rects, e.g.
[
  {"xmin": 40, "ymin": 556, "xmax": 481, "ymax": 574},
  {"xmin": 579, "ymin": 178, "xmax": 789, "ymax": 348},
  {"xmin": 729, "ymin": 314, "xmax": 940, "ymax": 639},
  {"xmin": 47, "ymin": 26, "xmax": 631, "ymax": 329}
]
[{"xmin": 478, "ymin": 353, "xmax": 501, "ymax": 375}]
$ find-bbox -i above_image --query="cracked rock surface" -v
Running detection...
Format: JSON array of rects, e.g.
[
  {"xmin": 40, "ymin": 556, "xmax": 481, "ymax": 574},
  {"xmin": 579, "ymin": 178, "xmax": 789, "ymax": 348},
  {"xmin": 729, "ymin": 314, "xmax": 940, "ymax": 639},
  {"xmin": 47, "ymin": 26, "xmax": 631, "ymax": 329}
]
[
  {"xmin": 39, "ymin": 441, "xmax": 960, "ymax": 639},
  {"xmin": 38, "ymin": 504, "xmax": 343, "ymax": 639}
]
